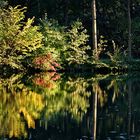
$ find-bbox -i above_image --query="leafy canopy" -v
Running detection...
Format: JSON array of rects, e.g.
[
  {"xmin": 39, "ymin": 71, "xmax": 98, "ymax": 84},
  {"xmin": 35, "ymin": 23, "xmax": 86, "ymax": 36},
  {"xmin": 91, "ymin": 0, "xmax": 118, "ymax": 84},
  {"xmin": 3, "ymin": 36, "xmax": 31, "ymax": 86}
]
[
  {"xmin": 0, "ymin": 6, "xmax": 43, "ymax": 69},
  {"xmin": 40, "ymin": 19, "xmax": 90, "ymax": 66}
]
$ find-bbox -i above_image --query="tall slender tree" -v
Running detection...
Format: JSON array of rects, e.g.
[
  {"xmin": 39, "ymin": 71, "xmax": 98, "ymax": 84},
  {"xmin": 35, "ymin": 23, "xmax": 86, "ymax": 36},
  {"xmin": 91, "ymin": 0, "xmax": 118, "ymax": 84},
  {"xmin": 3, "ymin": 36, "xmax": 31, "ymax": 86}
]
[{"xmin": 92, "ymin": 0, "xmax": 98, "ymax": 59}]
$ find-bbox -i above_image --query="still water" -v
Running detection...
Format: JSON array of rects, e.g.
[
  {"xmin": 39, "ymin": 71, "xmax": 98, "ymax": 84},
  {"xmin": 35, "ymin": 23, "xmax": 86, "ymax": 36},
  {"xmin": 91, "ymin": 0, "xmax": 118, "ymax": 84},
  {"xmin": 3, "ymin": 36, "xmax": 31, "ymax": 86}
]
[{"xmin": 0, "ymin": 72, "xmax": 140, "ymax": 140}]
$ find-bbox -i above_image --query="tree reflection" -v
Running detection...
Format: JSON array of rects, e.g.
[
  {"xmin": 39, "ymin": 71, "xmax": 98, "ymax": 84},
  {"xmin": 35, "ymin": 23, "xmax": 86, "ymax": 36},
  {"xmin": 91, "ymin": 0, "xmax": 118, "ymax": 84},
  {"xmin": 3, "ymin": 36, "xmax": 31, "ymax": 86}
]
[
  {"xmin": 36, "ymin": 75, "xmax": 91, "ymax": 123},
  {"xmin": 92, "ymin": 74, "xmax": 140, "ymax": 140},
  {"xmin": 0, "ymin": 74, "xmax": 45, "ymax": 138},
  {"xmin": 90, "ymin": 75, "xmax": 127, "ymax": 108},
  {"xmin": 0, "ymin": 73, "xmax": 91, "ymax": 139},
  {"xmin": 1, "ymin": 72, "xmax": 138, "ymax": 140}
]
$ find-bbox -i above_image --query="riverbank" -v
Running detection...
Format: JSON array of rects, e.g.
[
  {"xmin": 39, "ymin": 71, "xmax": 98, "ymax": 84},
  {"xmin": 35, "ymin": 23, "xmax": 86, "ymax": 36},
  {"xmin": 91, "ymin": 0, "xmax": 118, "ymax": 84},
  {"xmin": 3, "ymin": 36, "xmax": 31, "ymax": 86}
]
[
  {"xmin": 64, "ymin": 59, "xmax": 140, "ymax": 74},
  {"xmin": 0, "ymin": 59, "xmax": 140, "ymax": 75}
]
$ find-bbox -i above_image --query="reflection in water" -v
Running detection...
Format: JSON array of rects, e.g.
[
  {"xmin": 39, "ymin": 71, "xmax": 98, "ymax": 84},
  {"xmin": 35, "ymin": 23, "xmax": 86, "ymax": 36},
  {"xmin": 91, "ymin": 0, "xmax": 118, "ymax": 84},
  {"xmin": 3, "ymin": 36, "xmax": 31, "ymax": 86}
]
[
  {"xmin": 0, "ymin": 72, "xmax": 90, "ymax": 139},
  {"xmin": 93, "ymin": 82, "xmax": 98, "ymax": 140},
  {"xmin": 0, "ymin": 73, "xmax": 140, "ymax": 139},
  {"xmin": 0, "ymin": 74, "xmax": 45, "ymax": 138},
  {"xmin": 96, "ymin": 74, "xmax": 140, "ymax": 140}
]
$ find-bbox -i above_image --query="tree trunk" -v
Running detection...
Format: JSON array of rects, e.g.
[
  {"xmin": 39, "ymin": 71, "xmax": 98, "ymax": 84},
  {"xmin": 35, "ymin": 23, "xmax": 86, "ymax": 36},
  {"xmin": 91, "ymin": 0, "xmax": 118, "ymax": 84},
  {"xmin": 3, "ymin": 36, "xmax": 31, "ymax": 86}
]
[
  {"xmin": 128, "ymin": 0, "xmax": 132, "ymax": 59},
  {"xmin": 92, "ymin": 0, "xmax": 98, "ymax": 59},
  {"xmin": 93, "ymin": 85, "xmax": 97, "ymax": 140}
]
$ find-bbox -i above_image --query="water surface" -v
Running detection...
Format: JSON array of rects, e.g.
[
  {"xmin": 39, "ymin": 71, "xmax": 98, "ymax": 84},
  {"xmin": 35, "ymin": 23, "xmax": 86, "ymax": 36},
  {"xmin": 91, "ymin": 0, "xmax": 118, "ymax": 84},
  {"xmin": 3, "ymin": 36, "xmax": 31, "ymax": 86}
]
[{"xmin": 0, "ymin": 72, "xmax": 140, "ymax": 140}]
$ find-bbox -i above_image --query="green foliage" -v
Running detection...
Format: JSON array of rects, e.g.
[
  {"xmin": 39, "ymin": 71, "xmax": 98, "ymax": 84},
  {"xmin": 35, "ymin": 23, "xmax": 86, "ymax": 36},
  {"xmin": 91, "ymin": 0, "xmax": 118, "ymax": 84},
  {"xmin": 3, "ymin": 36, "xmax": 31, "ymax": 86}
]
[
  {"xmin": 92, "ymin": 35, "xmax": 108, "ymax": 61},
  {"xmin": 27, "ymin": 72, "xmax": 90, "ymax": 122},
  {"xmin": 40, "ymin": 19, "xmax": 90, "ymax": 66},
  {"xmin": 64, "ymin": 21, "xmax": 90, "ymax": 65},
  {"xmin": 0, "ymin": 0, "xmax": 7, "ymax": 8},
  {"xmin": 0, "ymin": 6, "xmax": 90, "ymax": 71},
  {"xmin": 0, "ymin": 6, "xmax": 43, "ymax": 70},
  {"xmin": 6, "ymin": 0, "xmax": 140, "ymax": 60},
  {"xmin": 0, "ymin": 73, "xmax": 91, "ymax": 138},
  {"xmin": 107, "ymin": 40, "xmax": 125, "ymax": 64},
  {"xmin": 40, "ymin": 19, "xmax": 66, "ymax": 62},
  {"xmin": 42, "ymin": 75, "xmax": 90, "ymax": 122}
]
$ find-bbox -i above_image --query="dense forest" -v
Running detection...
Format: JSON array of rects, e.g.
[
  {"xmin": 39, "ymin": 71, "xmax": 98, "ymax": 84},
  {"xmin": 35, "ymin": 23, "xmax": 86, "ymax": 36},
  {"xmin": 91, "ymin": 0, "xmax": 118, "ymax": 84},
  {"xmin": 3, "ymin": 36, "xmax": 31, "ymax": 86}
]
[
  {"xmin": 0, "ymin": 0, "xmax": 140, "ymax": 72},
  {"xmin": 0, "ymin": 1, "xmax": 140, "ymax": 139}
]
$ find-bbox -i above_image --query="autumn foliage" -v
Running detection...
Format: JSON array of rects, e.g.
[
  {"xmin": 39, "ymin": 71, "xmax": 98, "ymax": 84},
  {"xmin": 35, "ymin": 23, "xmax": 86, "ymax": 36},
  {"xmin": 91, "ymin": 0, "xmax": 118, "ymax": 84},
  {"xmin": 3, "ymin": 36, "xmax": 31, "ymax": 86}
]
[{"xmin": 33, "ymin": 53, "xmax": 60, "ymax": 71}]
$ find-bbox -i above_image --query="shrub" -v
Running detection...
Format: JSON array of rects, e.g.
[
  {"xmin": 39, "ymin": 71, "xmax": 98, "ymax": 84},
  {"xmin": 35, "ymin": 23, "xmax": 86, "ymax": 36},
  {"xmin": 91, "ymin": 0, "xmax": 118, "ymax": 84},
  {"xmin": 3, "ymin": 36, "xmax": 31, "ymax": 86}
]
[
  {"xmin": 92, "ymin": 35, "xmax": 108, "ymax": 61},
  {"xmin": 64, "ymin": 21, "xmax": 90, "ymax": 65},
  {"xmin": 0, "ymin": 6, "xmax": 43, "ymax": 70},
  {"xmin": 40, "ymin": 20, "xmax": 90, "ymax": 66},
  {"xmin": 0, "ymin": 0, "xmax": 7, "ymax": 8},
  {"xmin": 32, "ymin": 53, "xmax": 60, "ymax": 71},
  {"xmin": 107, "ymin": 40, "xmax": 125, "ymax": 64},
  {"xmin": 39, "ymin": 19, "xmax": 66, "ymax": 64}
]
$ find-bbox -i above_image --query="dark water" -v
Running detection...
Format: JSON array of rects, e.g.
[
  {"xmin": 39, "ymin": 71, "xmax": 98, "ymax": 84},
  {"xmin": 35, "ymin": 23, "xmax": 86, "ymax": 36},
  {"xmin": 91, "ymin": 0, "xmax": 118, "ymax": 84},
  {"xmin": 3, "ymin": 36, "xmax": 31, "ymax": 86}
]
[{"xmin": 0, "ymin": 72, "xmax": 140, "ymax": 140}]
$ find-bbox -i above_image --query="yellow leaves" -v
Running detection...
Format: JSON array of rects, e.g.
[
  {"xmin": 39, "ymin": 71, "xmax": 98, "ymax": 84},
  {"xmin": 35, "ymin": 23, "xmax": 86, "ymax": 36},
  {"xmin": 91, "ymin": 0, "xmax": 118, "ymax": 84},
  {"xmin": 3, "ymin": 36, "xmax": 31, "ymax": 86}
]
[
  {"xmin": 0, "ymin": 76, "xmax": 45, "ymax": 138},
  {"xmin": 24, "ymin": 18, "xmax": 34, "ymax": 29},
  {"xmin": 9, "ymin": 6, "xmax": 26, "ymax": 23},
  {"xmin": 43, "ymin": 76, "xmax": 90, "ymax": 122},
  {"xmin": 16, "ymin": 19, "xmax": 43, "ymax": 53},
  {"xmin": 0, "ymin": 6, "xmax": 43, "ymax": 69},
  {"xmin": 0, "ymin": 113, "xmax": 27, "ymax": 138},
  {"xmin": 19, "ymin": 107, "xmax": 35, "ymax": 129}
]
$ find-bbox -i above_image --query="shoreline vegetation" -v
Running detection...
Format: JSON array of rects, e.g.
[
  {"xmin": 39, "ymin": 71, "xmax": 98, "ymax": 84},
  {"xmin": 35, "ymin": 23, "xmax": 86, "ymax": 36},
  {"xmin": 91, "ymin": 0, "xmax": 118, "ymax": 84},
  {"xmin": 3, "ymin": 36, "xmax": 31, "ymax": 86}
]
[
  {"xmin": 1, "ymin": 58, "xmax": 140, "ymax": 75},
  {"xmin": 0, "ymin": 3, "xmax": 140, "ymax": 75}
]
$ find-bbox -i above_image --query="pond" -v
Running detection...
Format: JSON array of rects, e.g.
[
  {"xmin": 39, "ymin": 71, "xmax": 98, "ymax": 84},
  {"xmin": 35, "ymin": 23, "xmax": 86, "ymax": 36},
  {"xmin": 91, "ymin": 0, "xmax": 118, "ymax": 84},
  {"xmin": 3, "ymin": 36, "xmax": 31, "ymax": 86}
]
[{"xmin": 0, "ymin": 72, "xmax": 140, "ymax": 140}]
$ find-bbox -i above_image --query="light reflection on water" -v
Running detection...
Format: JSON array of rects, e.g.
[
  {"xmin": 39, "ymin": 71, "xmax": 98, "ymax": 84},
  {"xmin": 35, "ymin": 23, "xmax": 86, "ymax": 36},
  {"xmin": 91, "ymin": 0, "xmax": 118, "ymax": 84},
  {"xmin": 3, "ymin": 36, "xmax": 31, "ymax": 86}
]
[{"xmin": 0, "ymin": 73, "xmax": 140, "ymax": 140}]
